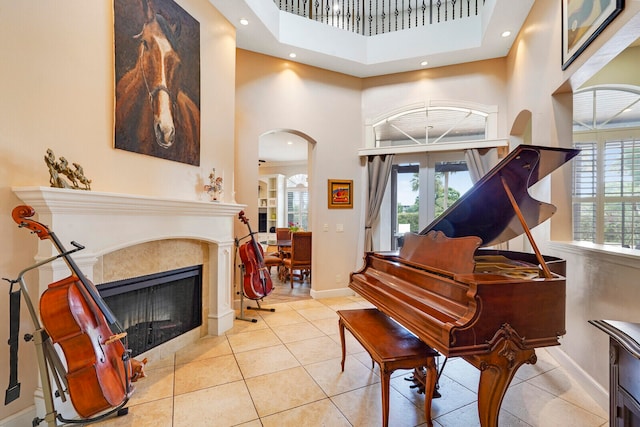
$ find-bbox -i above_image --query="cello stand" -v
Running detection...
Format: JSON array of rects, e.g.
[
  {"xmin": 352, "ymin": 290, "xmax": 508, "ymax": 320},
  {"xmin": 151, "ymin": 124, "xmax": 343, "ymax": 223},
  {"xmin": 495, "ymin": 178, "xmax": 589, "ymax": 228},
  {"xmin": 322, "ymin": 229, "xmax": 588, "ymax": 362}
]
[
  {"xmin": 4, "ymin": 253, "xmax": 130, "ymax": 427},
  {"xmin": 233, "ymin": 233, "xmax": 276, "ymax": 323},
  {"xmin": 246, "ymin": 299, "xmax": 276, "ymax": 313},
  {"xmin": 235, "ymin": 265, "xmax": 275, "ymax": 323},
  {"xmin": 236, "ymin": 270, "xmax": 258, "ymax": 323},
  {"xmin": 241, "ymin": 263, "xmax": 275, "ymax": 313}
]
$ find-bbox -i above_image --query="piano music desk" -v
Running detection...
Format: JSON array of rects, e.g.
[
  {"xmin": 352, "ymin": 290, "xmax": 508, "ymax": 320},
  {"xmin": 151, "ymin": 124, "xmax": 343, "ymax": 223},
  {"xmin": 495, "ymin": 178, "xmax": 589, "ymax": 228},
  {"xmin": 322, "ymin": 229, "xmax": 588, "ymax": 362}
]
[{"xmin": 337, "ymin": 308, "xmax": 438, "ymax": 427}]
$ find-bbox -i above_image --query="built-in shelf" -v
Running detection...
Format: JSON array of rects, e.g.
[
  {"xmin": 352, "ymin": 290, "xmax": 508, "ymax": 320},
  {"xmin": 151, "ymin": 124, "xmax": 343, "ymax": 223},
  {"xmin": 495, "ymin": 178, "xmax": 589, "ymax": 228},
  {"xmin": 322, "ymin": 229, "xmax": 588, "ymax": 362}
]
[{"xmin": 258, "ymin": 174, "xmax": 284, "ymax": 242}]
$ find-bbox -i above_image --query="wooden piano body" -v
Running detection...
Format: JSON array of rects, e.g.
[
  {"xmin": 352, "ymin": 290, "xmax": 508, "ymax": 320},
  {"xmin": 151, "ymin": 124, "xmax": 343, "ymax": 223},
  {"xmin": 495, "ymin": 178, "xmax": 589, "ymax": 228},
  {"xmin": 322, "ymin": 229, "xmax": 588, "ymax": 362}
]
[{"xmin": 350, "ymin": 145, "xmax": 580, "ymax": 427}]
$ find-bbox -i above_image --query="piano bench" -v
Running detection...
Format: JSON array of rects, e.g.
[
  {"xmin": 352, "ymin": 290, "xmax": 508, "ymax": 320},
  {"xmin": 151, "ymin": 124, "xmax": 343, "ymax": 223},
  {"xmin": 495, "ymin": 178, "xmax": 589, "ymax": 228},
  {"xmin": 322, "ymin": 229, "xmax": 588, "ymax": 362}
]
[{"xmin": 337, "ymin": 308, "xmax": 438, "ymax": 427}]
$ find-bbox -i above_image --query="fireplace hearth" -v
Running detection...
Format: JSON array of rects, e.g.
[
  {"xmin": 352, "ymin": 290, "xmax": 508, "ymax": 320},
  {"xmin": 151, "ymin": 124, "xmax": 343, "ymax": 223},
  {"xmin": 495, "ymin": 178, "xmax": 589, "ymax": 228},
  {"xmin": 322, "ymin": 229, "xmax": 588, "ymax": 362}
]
[{"xmin": 98, "ymin": 265, "xmax": 203, "ymax": 357}]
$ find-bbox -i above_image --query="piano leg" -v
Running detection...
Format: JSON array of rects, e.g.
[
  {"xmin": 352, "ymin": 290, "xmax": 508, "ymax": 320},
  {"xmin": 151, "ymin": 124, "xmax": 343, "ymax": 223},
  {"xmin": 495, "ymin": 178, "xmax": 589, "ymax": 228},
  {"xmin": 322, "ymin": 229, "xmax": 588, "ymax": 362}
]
[
  {"xmin": 465, "ymin": 324, "xmax": 537, "ymax": 427},
  {"xmin": 423, "ymin": 357, "xmax": 437, "ymax": 427}
]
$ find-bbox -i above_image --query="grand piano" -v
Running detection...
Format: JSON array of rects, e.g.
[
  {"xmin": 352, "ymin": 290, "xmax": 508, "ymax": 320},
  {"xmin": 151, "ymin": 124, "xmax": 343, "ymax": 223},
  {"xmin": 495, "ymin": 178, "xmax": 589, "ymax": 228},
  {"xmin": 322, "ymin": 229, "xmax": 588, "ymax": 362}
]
[{"xmin": 350, "ymin": 145, "xmax": 580, "ymax": 426}]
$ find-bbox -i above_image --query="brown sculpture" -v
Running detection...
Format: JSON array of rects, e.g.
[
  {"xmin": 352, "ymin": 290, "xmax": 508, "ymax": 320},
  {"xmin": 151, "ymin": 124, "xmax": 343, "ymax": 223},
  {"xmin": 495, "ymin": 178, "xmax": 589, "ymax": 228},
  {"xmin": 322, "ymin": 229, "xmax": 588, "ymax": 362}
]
[{"xmin": 44, "ymin": 149, "xmax": 91, "ymax": 190}]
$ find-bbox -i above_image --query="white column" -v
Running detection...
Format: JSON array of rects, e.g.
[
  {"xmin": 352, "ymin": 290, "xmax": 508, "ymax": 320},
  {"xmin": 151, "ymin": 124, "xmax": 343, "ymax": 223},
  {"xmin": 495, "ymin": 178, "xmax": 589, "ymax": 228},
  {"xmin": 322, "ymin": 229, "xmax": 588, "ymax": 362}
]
[{"xmin": 207, "ymin": 240, "xmax": 235, "ymax": 335}]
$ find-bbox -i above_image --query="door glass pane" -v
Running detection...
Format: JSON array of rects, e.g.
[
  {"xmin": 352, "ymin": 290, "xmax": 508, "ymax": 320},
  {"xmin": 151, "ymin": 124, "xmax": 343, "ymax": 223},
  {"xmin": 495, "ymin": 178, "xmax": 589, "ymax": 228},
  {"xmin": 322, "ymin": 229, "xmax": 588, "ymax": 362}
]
[
  {"xmin": 434, "ymin": 161, "xmax": 472, "ymax": 217},
  {"xmin": 395, "ymin": 164, "xmax": 419, "ymax": 249},
  {"xmin": 397, "ymin": 167, "xmax": 419, "ymax": 228},
  {"xmin": 392, "ymin": 159, "xmax": 472, "ymax": 250}
]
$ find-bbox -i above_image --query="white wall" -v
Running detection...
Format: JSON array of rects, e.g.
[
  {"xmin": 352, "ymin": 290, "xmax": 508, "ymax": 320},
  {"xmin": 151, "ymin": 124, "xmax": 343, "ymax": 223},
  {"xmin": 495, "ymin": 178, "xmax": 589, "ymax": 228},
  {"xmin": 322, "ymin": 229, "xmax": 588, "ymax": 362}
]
[
  {"xmin": 361, "ymin": 58, "xmax": 509, "ymax": 135},
  {"xmin": 505, "ymin": 0, "xmax": 640, "ymax": 409},
  {"xmin": 235, "ymin": 50, "xmax": 364, "ymax": 296},
  {"xmin": 2, "ymin": 0, "xmax": 640, "ymax": 422},
  {"xmin": 0, "ymin": 0, "xmax": 236, "ymax": 420}
]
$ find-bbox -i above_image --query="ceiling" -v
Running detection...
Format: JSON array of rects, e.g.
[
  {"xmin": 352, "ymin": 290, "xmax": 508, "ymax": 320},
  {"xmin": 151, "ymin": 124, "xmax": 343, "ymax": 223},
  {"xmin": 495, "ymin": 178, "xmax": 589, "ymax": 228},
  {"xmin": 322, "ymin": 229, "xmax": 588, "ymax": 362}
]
[
  {"xmin": 208, "ymin": 0, "xmax": 534, "ymax": 78},
  {"xmin": 258, "ymin": 131, "xmax": 309, "ymax": 164},
  {"xmin": 208, "ymin": 0, "xmax": 535, "ymax": 164}
]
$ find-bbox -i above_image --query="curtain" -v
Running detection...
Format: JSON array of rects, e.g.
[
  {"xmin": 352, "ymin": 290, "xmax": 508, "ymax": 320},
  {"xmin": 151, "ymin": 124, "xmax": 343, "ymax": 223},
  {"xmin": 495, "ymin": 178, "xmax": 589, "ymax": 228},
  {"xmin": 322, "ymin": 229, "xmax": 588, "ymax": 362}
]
[
  {"xmin": 464, "ymin": 148, "xmax": 498, "ymax": 183},
  {"xmin": 466, "ymin": 147, "xmax": 507, "ymax": 249},
  {"xmin": 365, "ymin": 154, "xmax": 394, "ymax": 252}
]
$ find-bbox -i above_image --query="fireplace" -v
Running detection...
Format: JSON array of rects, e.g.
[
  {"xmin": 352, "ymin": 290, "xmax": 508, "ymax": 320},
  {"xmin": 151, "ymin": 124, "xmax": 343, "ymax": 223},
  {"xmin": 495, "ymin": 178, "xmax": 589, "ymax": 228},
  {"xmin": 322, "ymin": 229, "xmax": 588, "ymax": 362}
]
[
  {"xmin": 98, "ymin": 265, "xmax": 203, "ymax": 357},
  {"xmin": 13, "ymin": 186, "xmax": 242, "ymax": 420},
  {"xmin": 13, "ymin": 186, "xmax": 241, "ymax": 339}
]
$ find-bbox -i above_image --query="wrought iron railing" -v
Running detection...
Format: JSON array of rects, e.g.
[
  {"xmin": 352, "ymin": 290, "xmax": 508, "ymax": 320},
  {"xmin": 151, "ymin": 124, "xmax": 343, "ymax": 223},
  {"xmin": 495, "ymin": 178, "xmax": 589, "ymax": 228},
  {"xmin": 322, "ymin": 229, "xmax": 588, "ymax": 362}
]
[{"xmin": 274, "ymin": 0, "xmax": 485, "ymax": 36}]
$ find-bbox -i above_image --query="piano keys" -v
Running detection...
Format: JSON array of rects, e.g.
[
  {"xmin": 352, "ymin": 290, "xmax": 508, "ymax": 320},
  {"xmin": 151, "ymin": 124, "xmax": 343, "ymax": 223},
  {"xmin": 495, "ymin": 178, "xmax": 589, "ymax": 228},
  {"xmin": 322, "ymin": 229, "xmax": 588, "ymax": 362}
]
[{"xmin": 350, "ymin": 145, "xmax": 579, "ymax": 427}]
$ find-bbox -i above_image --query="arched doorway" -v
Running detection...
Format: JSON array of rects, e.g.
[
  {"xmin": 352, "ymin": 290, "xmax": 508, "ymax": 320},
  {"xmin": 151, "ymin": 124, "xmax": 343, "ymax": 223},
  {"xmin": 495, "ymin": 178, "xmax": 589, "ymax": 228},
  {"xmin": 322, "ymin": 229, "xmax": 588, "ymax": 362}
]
[
  {"xmin": 257, "ymin": 129, "xmax": 316, "ymax": 295},
  {"xmin": 257, "ymin": 129, "xmax": 315, "ymax": 241}
]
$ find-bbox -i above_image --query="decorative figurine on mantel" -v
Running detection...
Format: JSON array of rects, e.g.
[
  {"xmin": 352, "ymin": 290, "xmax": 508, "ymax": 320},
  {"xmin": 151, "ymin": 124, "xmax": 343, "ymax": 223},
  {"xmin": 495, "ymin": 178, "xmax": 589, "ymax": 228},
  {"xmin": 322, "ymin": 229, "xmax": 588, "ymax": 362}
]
[
  {"xmin": 204, "ymin": 168, "xmax": 223, "ymax": 201},
  {"xmin": 44, "ymin": 148, "xmax": 92, "ymax": 190}
]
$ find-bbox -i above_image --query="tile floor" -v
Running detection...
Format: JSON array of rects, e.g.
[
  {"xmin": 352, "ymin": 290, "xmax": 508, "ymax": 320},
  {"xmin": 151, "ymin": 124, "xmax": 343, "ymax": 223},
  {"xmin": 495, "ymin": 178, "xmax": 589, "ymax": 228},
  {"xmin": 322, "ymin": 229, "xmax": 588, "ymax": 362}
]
[{"xmin": 93, "ymin": 279, "xmax": 608, "ymax": 427}]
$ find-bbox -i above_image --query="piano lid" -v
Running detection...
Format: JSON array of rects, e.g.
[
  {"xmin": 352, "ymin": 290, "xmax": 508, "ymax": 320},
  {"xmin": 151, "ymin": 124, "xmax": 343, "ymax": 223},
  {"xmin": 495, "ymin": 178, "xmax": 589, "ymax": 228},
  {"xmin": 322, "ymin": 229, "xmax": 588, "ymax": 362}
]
[{"xmin": 421, "ymin": 145, "xmax": 580, "ymax": 247}]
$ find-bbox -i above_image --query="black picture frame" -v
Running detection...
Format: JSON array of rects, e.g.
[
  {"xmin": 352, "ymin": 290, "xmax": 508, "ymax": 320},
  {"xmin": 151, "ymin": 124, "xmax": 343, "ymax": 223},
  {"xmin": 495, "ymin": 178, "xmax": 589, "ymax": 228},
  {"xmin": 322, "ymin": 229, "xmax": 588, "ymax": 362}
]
[{"xmin": 562, "ymin": 0, "xmax": 624, "ymax": 70}]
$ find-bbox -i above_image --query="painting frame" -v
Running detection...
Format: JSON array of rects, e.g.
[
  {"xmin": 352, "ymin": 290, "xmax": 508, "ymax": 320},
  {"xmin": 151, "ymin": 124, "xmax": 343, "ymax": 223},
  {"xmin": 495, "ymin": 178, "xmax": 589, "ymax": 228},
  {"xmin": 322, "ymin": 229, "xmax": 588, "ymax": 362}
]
[
  {"xmin": 562, "ymin": 0, "xmax": 624, "ymax": 70},
  {"xmin": 328, "ymin": 179, "xmax": 353, "ymax": 209},
  {"xmin": 114, "ymin": 0, "xmax": 201, "ymax": 166}
]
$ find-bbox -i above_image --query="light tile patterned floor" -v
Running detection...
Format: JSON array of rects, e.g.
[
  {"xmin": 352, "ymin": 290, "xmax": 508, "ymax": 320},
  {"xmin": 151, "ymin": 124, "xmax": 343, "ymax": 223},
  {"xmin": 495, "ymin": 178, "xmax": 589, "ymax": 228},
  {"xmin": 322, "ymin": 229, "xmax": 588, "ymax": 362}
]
[{"xmin": 92, "ymin": 279, "xmax": 608, "ymax": 427}]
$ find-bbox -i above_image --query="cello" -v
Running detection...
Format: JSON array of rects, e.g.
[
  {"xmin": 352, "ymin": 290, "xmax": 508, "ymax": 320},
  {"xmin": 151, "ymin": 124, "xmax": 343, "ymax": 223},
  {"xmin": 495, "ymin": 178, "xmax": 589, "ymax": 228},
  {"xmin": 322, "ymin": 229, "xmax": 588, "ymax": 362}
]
[
  {"xmin": 11, "ymin": 205, "xmax": 135, "ymax": 419},
  {"xmin": 238, "ymin": 211, "xmax": 274, "ymax": 299}
]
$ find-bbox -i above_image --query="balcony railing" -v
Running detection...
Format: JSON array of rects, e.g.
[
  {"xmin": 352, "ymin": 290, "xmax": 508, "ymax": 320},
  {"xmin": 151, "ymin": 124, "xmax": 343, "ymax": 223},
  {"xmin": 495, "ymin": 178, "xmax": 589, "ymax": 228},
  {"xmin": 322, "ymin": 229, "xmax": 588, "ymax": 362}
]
[{"xmin": 274, "ymin": 0, "xmax": 485, "ymax": 36}]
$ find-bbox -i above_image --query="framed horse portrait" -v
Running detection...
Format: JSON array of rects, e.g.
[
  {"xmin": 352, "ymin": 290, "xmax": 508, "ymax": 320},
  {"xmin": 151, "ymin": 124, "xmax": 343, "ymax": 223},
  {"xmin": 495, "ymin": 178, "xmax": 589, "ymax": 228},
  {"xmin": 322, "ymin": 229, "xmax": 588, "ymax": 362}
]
[{"xmin": 114, "ymin": 0, "xmax": 201, "ymax": 166}]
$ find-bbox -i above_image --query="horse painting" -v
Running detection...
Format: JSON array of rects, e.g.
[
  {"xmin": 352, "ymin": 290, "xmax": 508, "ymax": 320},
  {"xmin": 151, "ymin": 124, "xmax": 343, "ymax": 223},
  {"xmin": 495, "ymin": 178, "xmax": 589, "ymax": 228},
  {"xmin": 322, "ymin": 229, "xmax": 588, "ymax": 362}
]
[{"xmin": 114, "ymin": 0, "xmax": 200, "ymax": 166}]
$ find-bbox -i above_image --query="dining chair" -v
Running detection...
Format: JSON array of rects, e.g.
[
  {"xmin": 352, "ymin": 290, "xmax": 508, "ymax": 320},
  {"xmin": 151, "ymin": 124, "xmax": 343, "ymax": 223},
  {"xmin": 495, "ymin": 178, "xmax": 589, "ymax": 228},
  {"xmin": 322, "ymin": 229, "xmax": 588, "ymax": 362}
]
[
  {"xmin": 275, "ymin": 227, "xmax": 292, "ymax": 255},
  {"xmin": 263, "ymin": 251, "xmax": 283, "ymax": 275},
  {"xmin": 276, "ymin": 228, "xmax": 292, "ymax": 241},
  {"xmin": 282, "ymin": 232, "xmax": 312, "ymax": 287}
]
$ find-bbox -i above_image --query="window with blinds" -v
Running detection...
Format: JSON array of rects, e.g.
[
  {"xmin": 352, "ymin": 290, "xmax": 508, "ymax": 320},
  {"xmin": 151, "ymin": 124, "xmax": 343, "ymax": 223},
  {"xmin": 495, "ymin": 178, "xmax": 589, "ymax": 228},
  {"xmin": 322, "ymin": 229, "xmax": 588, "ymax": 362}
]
[
  {"xmin": 572, "ymin": 141, "xmax": 597, "ymax": 243},
  {"xmin": 286, "ymin": 174, "xmax": 309, "ymax": 230},
  {"xmin": 573, "ymin": 128, "xmax": 640, "ymax": 247},
  {"xmin": 572, "ymin": 86, "xmax": 640, "ymax": 249}
]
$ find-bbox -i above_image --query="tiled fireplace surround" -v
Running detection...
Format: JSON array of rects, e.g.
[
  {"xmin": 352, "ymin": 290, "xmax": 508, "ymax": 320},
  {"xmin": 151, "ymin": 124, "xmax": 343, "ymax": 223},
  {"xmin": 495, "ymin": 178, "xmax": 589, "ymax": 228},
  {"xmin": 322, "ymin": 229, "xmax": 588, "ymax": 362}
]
[{"xmin": 13, "ymin": 187, "xmax": 243, "ymax": 416}]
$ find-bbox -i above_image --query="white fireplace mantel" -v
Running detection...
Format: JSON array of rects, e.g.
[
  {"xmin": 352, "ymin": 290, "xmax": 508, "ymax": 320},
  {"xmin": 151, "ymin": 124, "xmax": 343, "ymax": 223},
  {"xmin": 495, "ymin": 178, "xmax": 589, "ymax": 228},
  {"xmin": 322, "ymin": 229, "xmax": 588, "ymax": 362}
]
[
  {"xmin": 10, "ymin": 186, "xmax": 245, "ymax": 422},
  {"xmin": 12, "ymin": 186, "xmax": 245, "ymax": 336}
]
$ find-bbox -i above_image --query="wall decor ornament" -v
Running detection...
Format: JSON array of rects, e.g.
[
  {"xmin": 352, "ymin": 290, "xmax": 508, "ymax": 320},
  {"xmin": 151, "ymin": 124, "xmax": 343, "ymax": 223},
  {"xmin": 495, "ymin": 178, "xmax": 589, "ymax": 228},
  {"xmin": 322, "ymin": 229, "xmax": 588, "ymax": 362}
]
[
  {"xmin": 328, "ymin": 179, "xmax": 353, "ymax": 209},
  {"xmin": 204, "ymin": 168, "xmax": 223, "ymax": 201},
  {"xmin": 562, "ymin": 0, "xmax": 624, "ymax": 70},
  {"xmin": 44, "ymin": 149, "xmax": 92, "ymax": 190},
  {"xmin": 114, "ymin": 0, "xmax": 201, "ymax": 165}
]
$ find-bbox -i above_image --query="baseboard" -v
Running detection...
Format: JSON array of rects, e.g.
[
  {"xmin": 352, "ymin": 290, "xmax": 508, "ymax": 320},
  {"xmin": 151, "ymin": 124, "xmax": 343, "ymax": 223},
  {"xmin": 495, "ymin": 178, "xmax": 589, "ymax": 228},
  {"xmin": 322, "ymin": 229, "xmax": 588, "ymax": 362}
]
[
  {"xmin": 546, "ymin": 346, "xmax": 609, "ymax": 411},
  {"xmin": 309, "ymin": 286, "xmax": 356, "ymax": 299},
  {"xmin": 0, "ymin": 405, "xmax": 35, "ymax": 427}
]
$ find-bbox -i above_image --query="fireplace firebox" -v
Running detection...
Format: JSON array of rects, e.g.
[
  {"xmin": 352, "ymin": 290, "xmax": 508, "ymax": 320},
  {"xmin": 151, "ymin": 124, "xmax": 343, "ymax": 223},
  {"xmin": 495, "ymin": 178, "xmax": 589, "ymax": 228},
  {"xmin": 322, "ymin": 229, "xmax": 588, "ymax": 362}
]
[{"xmin": 98, "ymin": 265, "xmax": 203, "ymax": 357}]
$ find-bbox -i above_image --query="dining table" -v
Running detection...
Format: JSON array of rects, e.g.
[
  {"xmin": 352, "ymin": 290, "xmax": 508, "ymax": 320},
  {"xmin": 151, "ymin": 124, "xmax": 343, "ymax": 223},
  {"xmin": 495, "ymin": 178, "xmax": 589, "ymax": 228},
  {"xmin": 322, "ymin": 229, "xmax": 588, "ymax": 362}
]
[
  {"xmin": 277, "ymin": 239, "xmax": 292, "ymax": 252},
  {"xmin": 274, "ymin": 239, "xmax": 292, "ymax": 281}
]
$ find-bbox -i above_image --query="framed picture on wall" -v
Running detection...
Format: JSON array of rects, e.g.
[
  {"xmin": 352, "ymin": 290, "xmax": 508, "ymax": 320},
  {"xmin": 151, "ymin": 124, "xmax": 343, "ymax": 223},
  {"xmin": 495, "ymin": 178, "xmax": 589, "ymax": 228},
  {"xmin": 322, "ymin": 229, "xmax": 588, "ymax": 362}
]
[
  {"xmin": 328, "ymin": 179, "xmax": 353, "ymax": 209},
  {"xmin": 562, "ymin": 0, "xmax": 624, "ymax": 70},
  {"xmin": 114, "ymin": 0, "xmax": 201, "ymax": 165}
]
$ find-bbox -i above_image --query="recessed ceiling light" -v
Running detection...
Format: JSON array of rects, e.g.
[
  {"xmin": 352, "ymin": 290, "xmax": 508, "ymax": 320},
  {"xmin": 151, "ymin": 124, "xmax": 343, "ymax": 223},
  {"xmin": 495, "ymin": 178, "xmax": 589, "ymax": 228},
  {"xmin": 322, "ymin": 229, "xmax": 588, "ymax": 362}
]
[
  {"xmin": 287, "ymin": 141, "xmax": 293, "ymax": 145},
  {"xmin": 501, "ymin": 31, "xmax": 511, "ymax": 38},
  {"xmin": 420, "ymin": 60, "xmax": 428, "ymax": 66},
  {"xmin": 289, "ymin": 53, "xmax": 297, "ymax": 58},
  {"xmin": 240, "ymin": 18, "xmax": 249, "ymax": 26}
]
